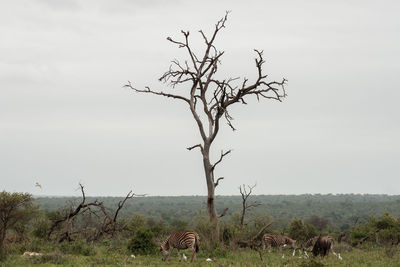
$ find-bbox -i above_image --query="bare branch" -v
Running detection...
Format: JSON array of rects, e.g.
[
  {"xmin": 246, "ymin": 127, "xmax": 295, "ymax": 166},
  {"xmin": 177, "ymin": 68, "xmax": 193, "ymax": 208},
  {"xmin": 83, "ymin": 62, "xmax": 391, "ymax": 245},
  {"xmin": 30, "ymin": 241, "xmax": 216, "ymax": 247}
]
[
  {"xmin": 214, "ymin": 177, "xmax": 224, "ymax": 187},
  {"xmin": 124, "ymin": 81, "xmax": 190, "ymax": 104},
  {"xmin": 218, "ymin": 207, "xmax": 229, "ymax": 218},
  {"xmin": 186, "ymin": 144, "xmax": 204, "ymax": 154},
  {"xmin": 212, "ymin": 150, "xmax": 231, "ymax": 171},
  {"xmin": 239, "ymin": 183, "xmax": 261, "ymax": 227}
]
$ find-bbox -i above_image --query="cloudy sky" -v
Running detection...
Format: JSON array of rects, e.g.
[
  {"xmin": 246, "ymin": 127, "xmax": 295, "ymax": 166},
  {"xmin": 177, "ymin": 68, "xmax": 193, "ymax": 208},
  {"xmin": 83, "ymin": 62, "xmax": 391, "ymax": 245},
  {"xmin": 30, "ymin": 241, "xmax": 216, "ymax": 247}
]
[{"xmin": 1, "ymin": 0, "xmax": 399, "ymax": 196}]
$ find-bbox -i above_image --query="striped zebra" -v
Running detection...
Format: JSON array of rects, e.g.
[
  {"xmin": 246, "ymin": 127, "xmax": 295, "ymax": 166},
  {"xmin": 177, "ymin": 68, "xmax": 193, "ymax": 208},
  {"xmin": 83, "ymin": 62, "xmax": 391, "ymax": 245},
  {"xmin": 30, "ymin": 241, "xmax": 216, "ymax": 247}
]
[
  {"xmin": 262, "ymin": 234, "xmax": 296, "ymax": 254},
  {"xmin": 301, "ymin": 236, "xmax": 319, "ymax": 251},
  {"xmin": 160, "ymin": 231, "xmax": 200, "ymax": 262}
]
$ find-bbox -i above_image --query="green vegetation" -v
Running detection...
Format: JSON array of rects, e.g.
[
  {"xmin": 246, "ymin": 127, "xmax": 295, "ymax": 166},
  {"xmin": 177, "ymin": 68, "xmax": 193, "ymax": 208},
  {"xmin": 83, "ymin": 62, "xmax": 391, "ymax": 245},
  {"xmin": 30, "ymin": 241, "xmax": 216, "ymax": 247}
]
[
  {"xmin": 34, "ymin": 194, "xmax": 400, "ymax": 231},
  {"xmin": 2, "ymin": 246, "xmax": 400, "ymax": 266},
  {"xmin": 1, "ymin": 192, "xmax": 400, "ymax": 266},
  {"xmin": 0, "ymin": 191, "xmax": 38, "ymax": 257}
]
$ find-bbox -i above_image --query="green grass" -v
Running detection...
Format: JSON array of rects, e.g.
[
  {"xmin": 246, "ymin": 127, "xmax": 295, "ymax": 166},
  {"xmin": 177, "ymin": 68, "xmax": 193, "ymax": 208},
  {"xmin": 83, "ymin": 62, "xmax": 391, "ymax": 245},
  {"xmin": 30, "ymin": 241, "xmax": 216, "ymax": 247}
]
[{"xmin": 3, "ymin": 246, "xmax": 400, "ymax": 266}]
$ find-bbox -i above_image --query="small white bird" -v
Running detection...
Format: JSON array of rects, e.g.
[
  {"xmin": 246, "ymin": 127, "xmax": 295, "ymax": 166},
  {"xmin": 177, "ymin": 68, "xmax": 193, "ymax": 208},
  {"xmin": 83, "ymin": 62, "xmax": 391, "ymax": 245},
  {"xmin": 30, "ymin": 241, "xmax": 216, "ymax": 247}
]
[
  {"xmin": 338, "ymin": 253, "xmax": 343, "ymax": 260},
  {"xmin": 282, "ymin": 254, "xmax": 285, "ymax": 259},
  {"xmin": 182, "ymin": 253, "xmax": 187, "ymax": 261},
  {"xmin": 206, "ymin": 258, "xmax": 213, "ymax": 262},
  {"xmin": 130, "ymin": 254, "xmax": 136, "ymax": 258},
  {"xmin": 35, "ymin": 182, "xmax": 42, "ymax": 190},
  {"xmin": 292, "ymin": 250, "xmax": 296, "ymax": 257}
]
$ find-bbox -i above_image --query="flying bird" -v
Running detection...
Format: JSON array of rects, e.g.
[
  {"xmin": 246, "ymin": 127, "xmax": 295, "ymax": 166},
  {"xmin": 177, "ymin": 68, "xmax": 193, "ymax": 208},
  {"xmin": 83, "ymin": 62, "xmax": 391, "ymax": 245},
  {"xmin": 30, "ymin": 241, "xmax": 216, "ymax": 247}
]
[{"xmin": 35, "ymin": 182, "xmax": 42, "ymax": 190}]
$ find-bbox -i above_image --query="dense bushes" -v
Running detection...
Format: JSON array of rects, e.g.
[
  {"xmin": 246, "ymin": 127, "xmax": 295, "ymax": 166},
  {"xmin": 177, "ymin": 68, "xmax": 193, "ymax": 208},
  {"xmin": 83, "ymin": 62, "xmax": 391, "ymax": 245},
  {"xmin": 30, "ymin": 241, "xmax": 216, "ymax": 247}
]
[
  {"xmin": 59, "ymin": 240, "xmax": 96, "ymax": 256},
  {"xmin": 349, "ymin": 213, "xmax": 400, "ymax": 247},
  {"xmin": 127, "ymin": 229, "xmax": 157, "ymax": 255},
  {"xmin": 288, "ymin": 217, "xmax": 317, "ymax": 243}
]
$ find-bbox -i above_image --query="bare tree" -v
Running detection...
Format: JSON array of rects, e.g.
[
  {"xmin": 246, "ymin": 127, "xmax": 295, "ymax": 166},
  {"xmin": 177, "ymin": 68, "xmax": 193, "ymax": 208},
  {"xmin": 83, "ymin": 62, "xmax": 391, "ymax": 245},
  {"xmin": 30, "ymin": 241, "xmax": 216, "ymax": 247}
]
[
  {"xmin": 125, "ymin": 12, "xmax": 287, "ymax": 241},
  {"xmin": 237, "ymin": 222, "xmax": 273, "ymax": 261},
  {"xmin": 239, "ymin": 184, "xmax": 261, "ymax": 227},
  {"xmin": 47, "ymin": 184, "xmax": 138, "ymax": 242}
]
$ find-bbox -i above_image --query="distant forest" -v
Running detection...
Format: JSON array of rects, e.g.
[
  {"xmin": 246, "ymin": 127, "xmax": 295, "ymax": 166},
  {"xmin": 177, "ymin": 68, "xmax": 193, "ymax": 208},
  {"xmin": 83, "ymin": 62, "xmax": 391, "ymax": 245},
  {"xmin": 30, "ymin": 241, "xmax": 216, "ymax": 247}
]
[{"xmin": 35, "ymin": 194, "xmax": 400, "ymax": 231}]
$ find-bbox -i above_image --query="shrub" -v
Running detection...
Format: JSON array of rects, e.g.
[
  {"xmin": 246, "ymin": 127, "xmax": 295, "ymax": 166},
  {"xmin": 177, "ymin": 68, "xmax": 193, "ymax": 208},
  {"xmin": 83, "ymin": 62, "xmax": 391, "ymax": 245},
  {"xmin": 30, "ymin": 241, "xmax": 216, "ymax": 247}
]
[
  {"xmin": 288, "ymin": 217, "xmax": 317, "ymax": 243},
  {"xmin": 59, "ymin": 240, "xmax": 96, "ymax": 256},
  {"xmin": 32, "ymin": 220, "xmax": 50, "ymax": 239},
  {"xmin": 28, "ymin": 252, "xmax": 67, "ymax": 265},
  {"xmin": 299, "ymin": 258, "xmax": 325, "ymax": 267},
  {"xmin": 127, "ymin": 228, "xmax": 157, "ymax": 255}
]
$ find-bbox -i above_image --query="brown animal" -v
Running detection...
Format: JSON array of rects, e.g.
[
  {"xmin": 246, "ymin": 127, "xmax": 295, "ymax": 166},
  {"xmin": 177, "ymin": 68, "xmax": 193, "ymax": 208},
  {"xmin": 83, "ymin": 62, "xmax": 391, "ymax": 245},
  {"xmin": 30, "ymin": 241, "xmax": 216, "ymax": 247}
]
[{"xmin": 312, "ymin": 235, "xmax": 334, "ymax": 257}]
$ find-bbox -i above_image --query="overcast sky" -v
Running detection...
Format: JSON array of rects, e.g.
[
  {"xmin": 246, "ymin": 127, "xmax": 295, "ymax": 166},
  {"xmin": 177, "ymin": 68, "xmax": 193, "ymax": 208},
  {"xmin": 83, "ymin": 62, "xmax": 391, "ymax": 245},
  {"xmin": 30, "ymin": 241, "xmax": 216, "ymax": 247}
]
[{"xmin": 1, "ymin": 0, "xmax": 399, "ymax": 197}]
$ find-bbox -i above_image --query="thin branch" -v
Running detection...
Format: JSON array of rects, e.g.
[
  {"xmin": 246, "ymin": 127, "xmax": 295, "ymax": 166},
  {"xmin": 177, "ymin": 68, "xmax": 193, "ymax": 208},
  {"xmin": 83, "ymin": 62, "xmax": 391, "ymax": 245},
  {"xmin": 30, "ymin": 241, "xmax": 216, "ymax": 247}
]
[
  {"xmin": 212, "ymin": 150, "xmax": 232, "ymax": 171},
  {"xmin": 218, "ymin": 207, "xmax": 229, "ymax": 218},
  {"xmin": 214, "ymin": 177, "xmax": 224, "ymax": 187},
  {"xmin": 124, "ymin": 82, "xmax": 190, "ymax": 104},
  {"xmin": 186, "ymin": 144, "xmax": 204, "ymax": 154}
]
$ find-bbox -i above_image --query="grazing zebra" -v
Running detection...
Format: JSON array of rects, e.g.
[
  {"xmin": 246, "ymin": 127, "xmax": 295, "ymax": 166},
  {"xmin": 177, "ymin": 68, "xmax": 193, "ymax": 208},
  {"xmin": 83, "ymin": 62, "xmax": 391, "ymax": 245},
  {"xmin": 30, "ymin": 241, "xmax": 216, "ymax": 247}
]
[
  {"xmin": 301, "ymin": 236, "xmax": 319, "ymax": 251},
  {"xmin": 262, "ymin": 234, "xmax": 296, "ymax": 254},
  {"xmin": 160, "ymin": 231, "xmax": 200, "ymax": 262},
  {"xmin": 312, "ymin": 235, "xmax": 335, "ymax": 257}
]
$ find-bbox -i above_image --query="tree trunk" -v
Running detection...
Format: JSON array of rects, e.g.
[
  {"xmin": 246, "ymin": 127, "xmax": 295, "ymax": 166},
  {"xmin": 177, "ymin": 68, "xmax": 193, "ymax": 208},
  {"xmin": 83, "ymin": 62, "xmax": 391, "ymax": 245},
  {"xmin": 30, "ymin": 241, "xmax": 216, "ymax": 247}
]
[
  {"xmin": 203, "ymin": 143, "xmax": 219, "ymax": 244},
  {"xmin": 240, "ymin": 202, "xmax": 246, "ymax": 227},
  {"xmin": 0, "ymin": 227, "xmax": 6, "ymax": 254}
]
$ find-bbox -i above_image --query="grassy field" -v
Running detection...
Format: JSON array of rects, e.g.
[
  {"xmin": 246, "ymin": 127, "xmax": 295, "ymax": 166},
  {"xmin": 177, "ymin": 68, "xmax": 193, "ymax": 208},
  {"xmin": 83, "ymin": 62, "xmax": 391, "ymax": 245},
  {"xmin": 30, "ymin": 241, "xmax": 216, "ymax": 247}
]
[{"xmin": 2, "ymin": 246, "xmax": 400, "ymax": 267}]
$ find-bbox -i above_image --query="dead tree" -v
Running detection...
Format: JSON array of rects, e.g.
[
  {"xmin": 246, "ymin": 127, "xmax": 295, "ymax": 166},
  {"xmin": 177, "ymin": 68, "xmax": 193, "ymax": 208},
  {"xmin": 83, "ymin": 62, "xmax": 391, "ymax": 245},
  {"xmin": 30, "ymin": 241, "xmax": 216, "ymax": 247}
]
[
  {"xmin": 237, "ymin": 222, "xmax": 273, "ymax": 261},
  {"xmin": 89, "ymin": 190, "xmax": 142, "ymax": 241},
  {"xmin": 47, "ymin": 184, "xmax": 137, "ymax": 242},
  {"xmin": 125, "ymin": 12, "xmax": 287, "ymax": 241},
  {"xmin": 239, "ymin": 184, "xmax": 261, "ymax": 227}
]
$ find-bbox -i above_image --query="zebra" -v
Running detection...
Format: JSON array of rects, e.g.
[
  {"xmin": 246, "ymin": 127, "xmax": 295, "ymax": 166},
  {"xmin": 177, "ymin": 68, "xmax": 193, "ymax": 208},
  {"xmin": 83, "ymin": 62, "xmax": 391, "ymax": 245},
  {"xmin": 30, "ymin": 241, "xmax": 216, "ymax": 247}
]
[
  {"xmin": 301, "ymin": 236, "xmax": 319, "ymax": 251},
  {"xmin": 262, "ymin": 234, "xmax": 296, "ymax": 254},
  {"xmin": 311, "ymin": 235, "xmax": 336, "ymax": 257},
  {"xmin": 160, "ymin": 231, "xmax": 200, "ymax": 262}
]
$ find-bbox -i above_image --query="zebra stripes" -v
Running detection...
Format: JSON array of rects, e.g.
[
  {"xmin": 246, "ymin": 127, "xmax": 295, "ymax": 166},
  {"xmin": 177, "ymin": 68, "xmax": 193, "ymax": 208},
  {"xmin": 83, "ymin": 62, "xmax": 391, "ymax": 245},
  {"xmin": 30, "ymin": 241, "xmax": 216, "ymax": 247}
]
[
  {"xmin": 262, "ymin": 234, "xmax": 296, "ymax": 253},
  {"xmin": 160, "ymin": 231, "xmax": 200, "ymax": 262},
  {"xmin": 301, "ymin": 236, "xmax": 319, "ymax": 251}
]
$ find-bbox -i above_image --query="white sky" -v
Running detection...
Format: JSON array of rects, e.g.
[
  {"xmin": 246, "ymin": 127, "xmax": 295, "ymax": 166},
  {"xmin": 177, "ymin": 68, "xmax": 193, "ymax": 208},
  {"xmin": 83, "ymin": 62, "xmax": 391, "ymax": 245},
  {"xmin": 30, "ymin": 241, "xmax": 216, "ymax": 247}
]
[{"xmin": 1, "ymin": 0, "xmax": 399, "ymax": 196}]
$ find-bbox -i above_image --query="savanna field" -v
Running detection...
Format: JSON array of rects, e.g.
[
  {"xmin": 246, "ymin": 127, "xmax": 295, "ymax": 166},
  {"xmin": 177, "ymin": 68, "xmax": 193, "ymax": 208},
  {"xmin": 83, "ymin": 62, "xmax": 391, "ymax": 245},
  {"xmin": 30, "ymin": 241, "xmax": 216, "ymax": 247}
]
[
  {"xmin": 3, "ymin": 245, "xmax": 400, "ymax": 266},
  {"xmin": 2, "ymin": 193, "xmax": 400, "ymax": 266}
]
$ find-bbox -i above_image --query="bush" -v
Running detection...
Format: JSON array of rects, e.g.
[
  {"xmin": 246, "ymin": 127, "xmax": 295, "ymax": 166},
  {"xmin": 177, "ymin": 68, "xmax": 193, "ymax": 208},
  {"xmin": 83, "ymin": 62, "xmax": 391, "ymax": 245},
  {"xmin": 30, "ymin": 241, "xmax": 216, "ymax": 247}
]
[
  {"xmin": 299, "ymin": 258, "xmax": 325, "ymax": 267},
  {"xmin": 127, "ymin": 228, "xmax": 157, "ymax": 255},
  {"xmin": 288, "ymin": 217, "xmax": 317, "ymax": 243},
  {"xmin": 32, "ymin": 220, "xmax": 50, "ymax": 239},
  {"xmin": 27, "ymin": 252, "xmax": 67, "ymax": 265},
  {"xmin": 59, "ymin": 240, "xmax": 96, "ymax": 256},
  {"xmin": 209, "ymin": 246, "xmax": 229, "ymax": 258}
]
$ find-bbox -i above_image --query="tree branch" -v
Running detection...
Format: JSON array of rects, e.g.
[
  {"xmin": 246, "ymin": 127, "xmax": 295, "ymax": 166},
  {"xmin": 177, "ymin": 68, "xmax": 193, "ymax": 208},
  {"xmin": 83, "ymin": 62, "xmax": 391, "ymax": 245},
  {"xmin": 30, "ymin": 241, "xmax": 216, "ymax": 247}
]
[
  {"xmin": 214, "ymin": 177, "xmax": 224, "ymax": 188},
  {"xmin": 212, "ymin": 150, "xmax": 231, "ymax": 171},
  {"xmin": 124, "ymin": 82, "xmax": 190, "ymax": 104},
  {"xmin": 186, "ymin": 144, "xmax": 204, "ymax": 154}
]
